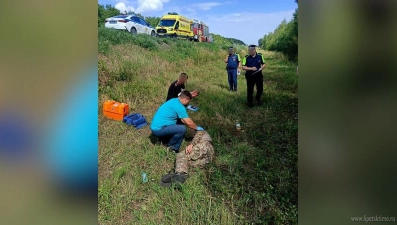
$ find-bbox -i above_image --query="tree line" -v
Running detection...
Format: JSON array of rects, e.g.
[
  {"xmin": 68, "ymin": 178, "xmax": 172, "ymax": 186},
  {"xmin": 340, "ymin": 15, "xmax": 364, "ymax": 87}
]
[
  {"xmin": 210, "ymin": 33, "xmax": 246, "ymax": 46},
  {"xmin": 258, "ymin": 0, "xmax": 298, "ymax": 61}
]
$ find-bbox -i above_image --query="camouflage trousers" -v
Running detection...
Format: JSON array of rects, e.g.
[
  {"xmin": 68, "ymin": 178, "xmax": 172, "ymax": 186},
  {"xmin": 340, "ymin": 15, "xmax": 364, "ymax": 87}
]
[{"xmin": 175, "ymin": 142, "xmax": 215, "ymax": 174}]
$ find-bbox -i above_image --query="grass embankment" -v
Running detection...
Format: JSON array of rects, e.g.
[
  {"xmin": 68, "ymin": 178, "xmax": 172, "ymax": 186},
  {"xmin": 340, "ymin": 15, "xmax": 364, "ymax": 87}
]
[{"xmin": 98, "ymin": 27, "xmax": 298, "ymax": 225}]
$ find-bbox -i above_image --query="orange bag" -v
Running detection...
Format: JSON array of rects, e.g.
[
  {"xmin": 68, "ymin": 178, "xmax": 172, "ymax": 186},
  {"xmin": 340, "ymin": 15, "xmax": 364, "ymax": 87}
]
[{"xmin": 103, "ymin": 100, "xmax": 129, "ymax": 121}]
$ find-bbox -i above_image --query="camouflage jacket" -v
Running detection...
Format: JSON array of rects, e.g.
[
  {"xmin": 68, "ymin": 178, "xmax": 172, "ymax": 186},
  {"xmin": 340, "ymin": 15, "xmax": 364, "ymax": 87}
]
[{"xmin": 175, "ymin": 131, "xmax": 215, "ymax": 174}]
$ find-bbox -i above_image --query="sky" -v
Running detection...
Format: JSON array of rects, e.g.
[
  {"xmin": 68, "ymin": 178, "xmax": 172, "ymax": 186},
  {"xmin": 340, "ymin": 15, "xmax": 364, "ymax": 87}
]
[{"xmin": 98, "ymin": 0, "xmax": 297, "ymax": 45}]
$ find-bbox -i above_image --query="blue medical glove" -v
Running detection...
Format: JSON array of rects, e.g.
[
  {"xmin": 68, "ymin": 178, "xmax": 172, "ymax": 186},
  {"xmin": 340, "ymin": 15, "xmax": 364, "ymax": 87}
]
[{"xmin": 196, "ymin": 126, "xmax": 204, "ymax": 131}]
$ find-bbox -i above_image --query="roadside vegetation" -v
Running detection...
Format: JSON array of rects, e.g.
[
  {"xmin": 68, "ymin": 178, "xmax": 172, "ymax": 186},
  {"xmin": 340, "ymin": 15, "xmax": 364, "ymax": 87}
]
[{"xmin": 98, "ymin": 26, "xmax": 298, "ymax": 224}]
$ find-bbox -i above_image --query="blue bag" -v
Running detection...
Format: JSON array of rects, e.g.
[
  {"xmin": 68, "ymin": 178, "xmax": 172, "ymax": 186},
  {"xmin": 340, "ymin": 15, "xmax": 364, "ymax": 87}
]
[
  {"xmin": 123, "ymin": 113, "xmax": 147, "ymax": 129},
  {"xmin": 187, "ymin": 105, "xmax": 199, "ymax": 112}
]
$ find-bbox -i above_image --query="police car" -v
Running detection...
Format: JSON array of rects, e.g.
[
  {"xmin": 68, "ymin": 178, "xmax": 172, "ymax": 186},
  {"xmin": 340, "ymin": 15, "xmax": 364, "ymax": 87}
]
[{"xmin": 105, "ymin": 15, "xmax": 156, "ymax": 36}]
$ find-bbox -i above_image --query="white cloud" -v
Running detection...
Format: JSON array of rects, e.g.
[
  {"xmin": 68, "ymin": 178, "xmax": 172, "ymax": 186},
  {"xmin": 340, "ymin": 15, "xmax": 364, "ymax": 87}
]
[
  {"xmin": 192, "ymin": 2, "xmax": 222, "ymax": 11},
  {"xmin": 114, "ymin": 0, "xmax": 169, "ymax": 14},
  {"xmin": 175, "ymin": 2, "xmax": 222, "ymax": 16},
  {"xmin": 205, "ymin": 10, "xmax": 295, "ymax": 45},
  {"xmin": 136, "ymin": 0, "xmax": 170, "ymax": 13},
  {"xmin": 115, "ymin": 2, "xmax": 135, "ymax": 13},
  {"xmin": 186, "ymin": 8, "xmax": 196, "ymax": 13}
]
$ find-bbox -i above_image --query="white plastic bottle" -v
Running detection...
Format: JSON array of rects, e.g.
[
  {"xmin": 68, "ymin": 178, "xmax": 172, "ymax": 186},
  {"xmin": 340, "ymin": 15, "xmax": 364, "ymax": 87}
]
[
  {"xmin": 142, "ymin": 171, "xmax": 148, "ymax": 183},
  {"xmin": 236, "ymin": 120, "xmax": 241, "ymax": 131}
]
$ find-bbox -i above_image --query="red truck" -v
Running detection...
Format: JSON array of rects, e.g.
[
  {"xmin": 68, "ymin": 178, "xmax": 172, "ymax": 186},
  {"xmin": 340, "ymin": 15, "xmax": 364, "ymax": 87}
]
[{"xmin": 192, "ymin": 19, "xmax": 211, "ymax": 42}]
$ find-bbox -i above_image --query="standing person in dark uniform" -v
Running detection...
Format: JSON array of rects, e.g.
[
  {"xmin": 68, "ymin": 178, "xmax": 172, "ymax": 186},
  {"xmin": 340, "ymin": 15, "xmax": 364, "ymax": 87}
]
[
  {"xmin": 166, "ymin": 73, "xmax": 198, "ymax": 101},
  {"xmin": 224, "ymin": 47, "xmax": 241, "ymax": 91},
  {"xmin": 242, "ymin": 45, "xmax": 266, "ymax": 107}
]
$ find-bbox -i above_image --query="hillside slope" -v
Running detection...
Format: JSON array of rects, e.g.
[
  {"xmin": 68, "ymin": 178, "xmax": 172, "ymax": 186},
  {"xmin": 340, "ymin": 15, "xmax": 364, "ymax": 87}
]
[{"xmin": 98, "ymin": 28, "xmax": 298, "ymax": 224}]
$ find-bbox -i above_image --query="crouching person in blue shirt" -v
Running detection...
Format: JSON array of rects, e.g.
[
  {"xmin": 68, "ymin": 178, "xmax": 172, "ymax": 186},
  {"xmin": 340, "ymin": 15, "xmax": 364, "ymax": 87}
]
[{"xmin": 150, "ymin": 90, "xmax": 204, "ymax": 153}]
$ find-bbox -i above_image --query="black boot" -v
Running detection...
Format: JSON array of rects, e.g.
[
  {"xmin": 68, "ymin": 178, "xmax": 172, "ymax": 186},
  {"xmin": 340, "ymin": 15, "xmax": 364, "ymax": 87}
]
[{"xmin": 160, "ymin": 172, "xmax": 187, "ymax": 187}]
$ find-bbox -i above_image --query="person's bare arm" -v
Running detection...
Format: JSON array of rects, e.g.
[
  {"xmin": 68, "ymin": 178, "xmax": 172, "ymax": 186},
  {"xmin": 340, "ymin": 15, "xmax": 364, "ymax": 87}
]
[
  {"xmin": 238, "ymin": 61, "xmax": 242, "ymax": 72},
  {"xmin": 224, "ymin": 56, "xmax": 229, "ymax": 63},
  {"xmin": 190, "ymin": 90, "xmax": 198, "ymax": 98},
  {"xmin": 260, "ymin": 63, "xmax": 266, "ymax": 70},
  {"xmin": 181, "ymin": 118, "xmax": 198, "ymax": 130},
  {"xmin": 185, "ymin": 144, "xmax": 193, "ymax": 154}
]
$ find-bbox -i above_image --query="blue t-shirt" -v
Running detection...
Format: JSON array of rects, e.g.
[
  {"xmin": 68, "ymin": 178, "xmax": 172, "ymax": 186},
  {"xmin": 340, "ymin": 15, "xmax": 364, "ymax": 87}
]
[{"xmin": 150, "ymin": 98, "xmax": 189, "ymax": 131}]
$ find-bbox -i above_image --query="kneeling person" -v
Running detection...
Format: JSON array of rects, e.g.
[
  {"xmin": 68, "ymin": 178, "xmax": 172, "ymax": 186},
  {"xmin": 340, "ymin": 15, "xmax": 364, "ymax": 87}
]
[
  {"xmin": 166, "ymin": 73, "xmax": 198, "ymax": 102},
  {"xmin": 160, "ymin": 130, "xmax": 214, "ymax": 186},
  {"xmin": 150, "ymin": 90, "xmax": 203, "ymax": 153}
]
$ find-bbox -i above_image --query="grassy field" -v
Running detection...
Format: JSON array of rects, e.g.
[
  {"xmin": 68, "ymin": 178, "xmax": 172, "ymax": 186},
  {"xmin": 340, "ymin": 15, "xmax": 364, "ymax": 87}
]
[{"xmin": 98, "ymin": 28, "xmax": 298, "ymax": 225}]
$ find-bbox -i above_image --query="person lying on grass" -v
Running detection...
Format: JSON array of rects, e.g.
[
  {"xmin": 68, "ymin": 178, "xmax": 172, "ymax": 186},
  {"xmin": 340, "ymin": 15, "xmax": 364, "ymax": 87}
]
[{"xmin": 160, "ymin": 130, "xmax": 214, "ymax": 187}]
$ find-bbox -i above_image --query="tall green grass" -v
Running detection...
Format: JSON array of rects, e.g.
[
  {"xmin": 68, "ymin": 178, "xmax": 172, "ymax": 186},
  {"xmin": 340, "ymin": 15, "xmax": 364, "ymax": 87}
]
[{"xmin": 98, "ymin": 28, "xmax": 298, "ymax": 224}]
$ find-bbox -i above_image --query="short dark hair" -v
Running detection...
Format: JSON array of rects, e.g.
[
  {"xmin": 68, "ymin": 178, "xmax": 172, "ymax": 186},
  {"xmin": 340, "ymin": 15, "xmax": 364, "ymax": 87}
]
[
  {"xmin": 179, "ymin": 72, "xmax": 188, "ymax": 79},
  {"xmin": 178, "ymin": 90, "xmax": 192, "ymax": 100}
]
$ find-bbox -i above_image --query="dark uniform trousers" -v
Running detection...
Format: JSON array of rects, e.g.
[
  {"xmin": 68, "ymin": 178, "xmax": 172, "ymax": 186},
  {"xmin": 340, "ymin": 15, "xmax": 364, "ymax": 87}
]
[{"xmin": 245, "ymin": 72, "xmax": 263, "ymax": 106}]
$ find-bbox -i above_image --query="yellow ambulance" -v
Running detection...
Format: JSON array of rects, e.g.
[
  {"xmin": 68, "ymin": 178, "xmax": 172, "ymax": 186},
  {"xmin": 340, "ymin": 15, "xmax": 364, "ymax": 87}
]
[{"xmin": 156, "ymin": 12, "xmax": 194, "ymax": 40}]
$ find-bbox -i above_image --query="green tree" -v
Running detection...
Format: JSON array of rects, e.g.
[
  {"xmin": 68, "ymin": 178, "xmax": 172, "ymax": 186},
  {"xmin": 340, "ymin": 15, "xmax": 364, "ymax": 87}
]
[
  {"xmin": 258, "ymin": 0, "xmax": 298, "ymax": 61},
  {"xmin": 258, "ymin": 38, "xmax": 263, "ymax": 46},
  {"xmin": 135, "ymin": 13, "xmax": 145, "ymax": 18},
  {"xmin": 98, "ymin": 4, "xmax": 120, "ymax": 27},
  {"xmin": 145, "ymin": 16, "xmax": 161, "ymax": 27},
  {"xmin": 210, "ymin": 33, "xmax": 245, "ymax": 46}
]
